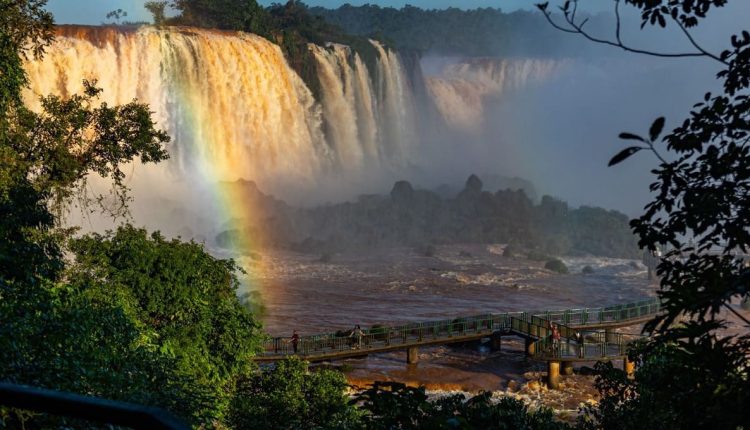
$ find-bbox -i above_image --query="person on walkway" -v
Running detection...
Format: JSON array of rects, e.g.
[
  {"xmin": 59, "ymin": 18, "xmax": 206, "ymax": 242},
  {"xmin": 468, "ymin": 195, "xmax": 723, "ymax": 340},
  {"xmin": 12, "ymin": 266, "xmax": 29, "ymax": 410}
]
[
  {"xmin": 351, "ymin": 325, "xmax": 364, "ymax": 350},
  {"xmin": 575, "ymin": 331, "xmax": 584, "ymax": 358},
  {"xmin": 550, "ymin": 323, "xmax": 561, "ymax": 354},
  {"xmin": 290, "ymin": 330, "xmax": 300, "ymax": 354}
]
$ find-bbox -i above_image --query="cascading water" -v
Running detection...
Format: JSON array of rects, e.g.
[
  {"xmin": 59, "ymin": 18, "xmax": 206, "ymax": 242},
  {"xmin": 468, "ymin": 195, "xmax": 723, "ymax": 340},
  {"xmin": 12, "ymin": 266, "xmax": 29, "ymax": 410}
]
[
  {"xmin": 24, "ymin": 26, "xmax": 330, "ymax": 187},
  {"xmin": 24, "ymin": 27, "xmax": 426, "ymax": 196},
  {"xmin": 424, "ymin": 58, "xmax": 566, "ymax": 130},
  {"xmin": 22, "ymin": 25, "xmax": 566, "ymax": 241}
]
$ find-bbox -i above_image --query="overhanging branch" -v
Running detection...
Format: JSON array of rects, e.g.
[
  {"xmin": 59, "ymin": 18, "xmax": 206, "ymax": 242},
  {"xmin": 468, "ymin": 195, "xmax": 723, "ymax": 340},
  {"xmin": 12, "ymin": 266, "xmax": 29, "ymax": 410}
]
[{"xmin": 537, "ymin": 0, "xmax": 728, "ymax": 66}]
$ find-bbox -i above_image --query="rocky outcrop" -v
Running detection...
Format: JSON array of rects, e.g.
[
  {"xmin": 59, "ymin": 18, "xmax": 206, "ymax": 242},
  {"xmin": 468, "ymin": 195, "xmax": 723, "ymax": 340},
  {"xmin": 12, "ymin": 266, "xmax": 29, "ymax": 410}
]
[{"xmin": 215, "ymin": 175, "xmax": 639, "ymax": 258}]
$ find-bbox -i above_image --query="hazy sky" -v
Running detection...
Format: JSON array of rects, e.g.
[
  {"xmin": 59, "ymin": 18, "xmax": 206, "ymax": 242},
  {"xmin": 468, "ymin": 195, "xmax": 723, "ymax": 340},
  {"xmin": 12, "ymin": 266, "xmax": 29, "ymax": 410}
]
[{"xmin": 46, "ymin": 0, "xmax": 612, "ymax": 25}]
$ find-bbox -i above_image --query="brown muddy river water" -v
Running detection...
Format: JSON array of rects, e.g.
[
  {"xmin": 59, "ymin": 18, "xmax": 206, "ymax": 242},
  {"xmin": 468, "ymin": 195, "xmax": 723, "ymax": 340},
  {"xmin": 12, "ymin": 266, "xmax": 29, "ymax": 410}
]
[{"xmin": 233, "ymin": 243, "xmax": 659, "ymax": 406}]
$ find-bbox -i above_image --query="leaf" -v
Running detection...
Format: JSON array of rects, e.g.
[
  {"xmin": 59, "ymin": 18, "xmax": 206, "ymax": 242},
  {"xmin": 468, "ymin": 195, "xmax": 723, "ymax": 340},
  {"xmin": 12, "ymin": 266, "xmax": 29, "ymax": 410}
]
[
  {"xmin": 619, "ymin": 132, "xmax": 645, "ymax": 142},
  {"xmin": 608, "ymin": 146, "xmax": 643, "ymax": 167},
  {"xmin": 649, "ymin": 117, "xmax": 666, "ymax": 141}
]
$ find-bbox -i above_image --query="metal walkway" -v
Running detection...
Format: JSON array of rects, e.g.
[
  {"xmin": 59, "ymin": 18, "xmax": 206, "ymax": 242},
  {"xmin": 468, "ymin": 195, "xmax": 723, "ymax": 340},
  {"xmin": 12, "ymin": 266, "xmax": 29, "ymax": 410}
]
[{"xmin": 256, "ymin": 298, "xmax": 659, "ymax": 363}]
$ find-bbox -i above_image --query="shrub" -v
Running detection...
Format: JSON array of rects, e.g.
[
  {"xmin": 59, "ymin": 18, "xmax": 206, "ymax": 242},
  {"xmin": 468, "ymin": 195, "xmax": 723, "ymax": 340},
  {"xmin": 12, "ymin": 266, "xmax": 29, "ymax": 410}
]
[{"xmin": 229, "ymin": 357, "xmax": 361, "ymax": 429}]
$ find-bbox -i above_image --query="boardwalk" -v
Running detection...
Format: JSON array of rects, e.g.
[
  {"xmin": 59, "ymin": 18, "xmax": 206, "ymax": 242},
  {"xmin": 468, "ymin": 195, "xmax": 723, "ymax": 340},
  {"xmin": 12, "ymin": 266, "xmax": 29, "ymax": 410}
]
[{"xmin": 257, "ymin": 298, "xmax": 659, "ymax": 364}]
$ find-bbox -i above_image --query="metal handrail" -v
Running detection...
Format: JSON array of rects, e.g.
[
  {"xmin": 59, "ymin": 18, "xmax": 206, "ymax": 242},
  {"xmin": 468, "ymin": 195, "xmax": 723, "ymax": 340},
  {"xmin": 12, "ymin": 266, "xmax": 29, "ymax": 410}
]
[
  {"xmin": 0, "ymin": 383, "xmax": 189, "ymax": 430},
  {"xmin": 260, "ymin": 298, "xmax": 660, "ymax": 358}
]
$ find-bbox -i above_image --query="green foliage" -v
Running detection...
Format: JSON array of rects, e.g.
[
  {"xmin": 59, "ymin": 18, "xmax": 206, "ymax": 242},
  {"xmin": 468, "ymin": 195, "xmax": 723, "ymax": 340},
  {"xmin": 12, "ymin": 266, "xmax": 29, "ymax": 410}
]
[
  {"xmin": 144, "ymin": 1, "xmax": 168, "ymax": 25},
  {"xmin": 308, "ymin": 4, "xmax": 603, "ymax": 57},
  {"xmin": 544, "ymin": 259, "xmax": 569, "ymax": 274},
  {"xmin": 580, "ymin": 338, "xmax": 750, "ymax": 430},
  {"xmin": 0, "ymin": 0, "xmax": 53, "ymax": 112},
  {"xmin": 540, "ymin": 0, "xmax": 750, "ymax": 428},
  {"xmin": 67, "ymin": 225, "xmax": 264, "ymax": 384},
  {"xmin": 0, "ymin": 281, "xmax": 218, "ymax": 426},
  {"xmin": 356, "ymin": 382, "xmax": 569, "ymax": 430},
  {"xmin": 167, "ymin": 0, "xmax": 270, "ymax": 34},
  {"xmin": 0, "ymin": 2, "xmax": 253, "ymax": 426},
  {"xmin": 229, "ymin": 357, "xmax": 361, "ymax": 429}
]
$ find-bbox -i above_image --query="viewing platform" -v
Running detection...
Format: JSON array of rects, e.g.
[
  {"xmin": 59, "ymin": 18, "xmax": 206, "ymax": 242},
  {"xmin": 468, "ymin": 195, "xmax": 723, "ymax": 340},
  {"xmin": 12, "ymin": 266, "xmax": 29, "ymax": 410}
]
[{"xmin": 256, "ymin": 298, "xmax": 660, "ymax": 387}]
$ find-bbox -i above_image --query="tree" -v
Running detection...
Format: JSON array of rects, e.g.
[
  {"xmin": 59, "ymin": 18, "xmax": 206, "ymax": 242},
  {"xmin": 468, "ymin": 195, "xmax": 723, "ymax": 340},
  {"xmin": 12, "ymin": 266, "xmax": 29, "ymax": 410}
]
[
  {"xmin": 539, "ymin": 1, "xmax": 750, "ymax": 428},
  {"xmin": 228, "ymin": 357, "xmax": 361, "ymax": 429},
  {"xmin": 0, "ymin": 1, "xmax": 218, "ymax": 426},
  {"xmin": 67, "ymin": 225, "xmax": 263, "ymax": 385},
  {"xmin": 145, "ymin": 1, "xmax": 168, "ymax": 25},
  {"xmin": 168, "ymin": 0, "xmax": 270, "ymax": 34},
  {"xmin": 356, "ymin": 382, "xmax": 568, "ymax": 430}
]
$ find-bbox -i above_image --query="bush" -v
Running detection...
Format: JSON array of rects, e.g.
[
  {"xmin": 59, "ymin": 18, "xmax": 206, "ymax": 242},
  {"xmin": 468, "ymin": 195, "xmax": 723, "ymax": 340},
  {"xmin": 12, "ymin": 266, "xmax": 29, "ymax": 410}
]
[
  {"xmin": 582, "ymin": 265, "xmax": 595, "ymax": 274},
  {"xmin": 545, "ymin": 259, "xmax": 569, "ymax": 274},
  {"xmin": 357, "ymin": 382, "xmax": 570, "ymax": 429},
  {"xmin": 229, "ymin": 357, "xmax": 361, "ymax": 429}
]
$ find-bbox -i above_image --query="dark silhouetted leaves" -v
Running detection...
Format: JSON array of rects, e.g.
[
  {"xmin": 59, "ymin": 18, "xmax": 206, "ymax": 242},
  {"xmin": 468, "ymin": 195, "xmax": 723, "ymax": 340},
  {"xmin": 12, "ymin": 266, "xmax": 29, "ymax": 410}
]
[
  {"xmin": 649, "ymin": 116, "xmax": 666, "ymax": 141},
  {"xmin": 609, "ymin": 146, "xmax": 643, "ymax": 166}
]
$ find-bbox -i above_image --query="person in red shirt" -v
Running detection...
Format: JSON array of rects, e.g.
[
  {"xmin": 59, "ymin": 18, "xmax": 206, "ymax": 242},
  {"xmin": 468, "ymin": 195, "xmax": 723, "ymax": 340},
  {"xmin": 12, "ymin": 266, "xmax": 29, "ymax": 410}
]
[{"xmin": 550, "ymin": 323, "xmax": 561, "ymax": 353}]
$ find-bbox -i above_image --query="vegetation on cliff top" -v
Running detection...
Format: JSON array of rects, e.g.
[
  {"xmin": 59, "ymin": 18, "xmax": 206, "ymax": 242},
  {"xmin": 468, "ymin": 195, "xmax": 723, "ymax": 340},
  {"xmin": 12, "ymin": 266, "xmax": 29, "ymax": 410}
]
[
  {"xmin": 145, "ymin": 0, "xmax": 384, "ymax": 99},
  {"xmin": 216, "ymin": 174, "xmax": 641, "ymax": 259}
]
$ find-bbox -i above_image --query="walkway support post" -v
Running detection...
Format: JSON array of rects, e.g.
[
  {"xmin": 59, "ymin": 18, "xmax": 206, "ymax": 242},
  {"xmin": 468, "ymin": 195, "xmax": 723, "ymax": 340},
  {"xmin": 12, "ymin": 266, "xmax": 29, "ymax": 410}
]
[
  {"xmin": 407, "ymin": 347, "xmax": 419, "ymax": 365},
  {"xmin": 490, "ymin": 333, "xmax": 502, "ymax": 351},
  {"xmin": 624, "ymin": 357, "xmax": 635, "ymax": 378},
  {"xmin": 547, "ymin": 361, "xmax": 560, "ymax": 389},
  {"xmin": 525, "ymin": 338, "xmax": 535, "ymax": 356},
  {"xmin": 562, "ymin": 361, "xmax": 574, "ymax": 376}
]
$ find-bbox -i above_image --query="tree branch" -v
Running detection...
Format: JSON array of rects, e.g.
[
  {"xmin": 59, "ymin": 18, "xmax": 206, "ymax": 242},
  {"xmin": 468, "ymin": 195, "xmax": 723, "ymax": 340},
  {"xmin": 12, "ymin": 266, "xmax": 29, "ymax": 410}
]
[
  {"xmin": 723, "ymin": 302, "xmax": 750, "ymax": 327},
  {"xmin": 673, "ymin": 17, "xmax": 727, "ymax": 65},
  {"xmin": 538, "ymin": 0, "xmax": 727, "ymax": 65}
]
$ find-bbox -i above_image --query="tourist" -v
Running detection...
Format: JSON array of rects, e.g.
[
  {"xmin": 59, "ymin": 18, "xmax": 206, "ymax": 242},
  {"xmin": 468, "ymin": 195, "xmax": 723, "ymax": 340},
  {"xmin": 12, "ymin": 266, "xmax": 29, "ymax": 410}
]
[
  {"xmin": 575, "ymin": 331, "xmax": 584, "ymax": 358},
  {"xmin": 351, "ymin": 325, "xmax": 364, "ymax": 349},
  {"xmin": 290, "ymin": 330, "xmax": 300, "ymax": 354},
  {"xmin": 550, "ymin": 323, "xmax": 561, "ymax": 353}
]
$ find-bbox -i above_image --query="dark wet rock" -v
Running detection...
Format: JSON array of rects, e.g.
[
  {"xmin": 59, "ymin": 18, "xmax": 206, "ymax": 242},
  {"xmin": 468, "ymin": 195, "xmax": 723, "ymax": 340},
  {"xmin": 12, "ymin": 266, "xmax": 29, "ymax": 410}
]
[
  {"xmin": 391, "ymin": 180, "xmax": 415, "ymax": 205},
  {"xmin": 545, "ymin": 258, "xmax": 569, "ymax": 274}
]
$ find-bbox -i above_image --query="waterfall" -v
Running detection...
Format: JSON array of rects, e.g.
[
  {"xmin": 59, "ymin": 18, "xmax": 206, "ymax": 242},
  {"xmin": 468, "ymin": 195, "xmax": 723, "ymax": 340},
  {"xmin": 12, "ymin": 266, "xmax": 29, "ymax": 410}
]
[
  {"xmin": 424, "ymin": 58, "xmax": 566, "ymax": 130},
  {"xmin": 23, "ymin": 25, "xmax": 565, "ymax": 212},
  {"xmin": 309, "ymin": 41, "xmax": 419, "ymax": 169},
  {"xmin": 24, "ymin": 26, "xmax": 424, "ymax": 192},
  {"xmin": 24, "ymin": 26, "xmax": 332, "ymax": 188}
]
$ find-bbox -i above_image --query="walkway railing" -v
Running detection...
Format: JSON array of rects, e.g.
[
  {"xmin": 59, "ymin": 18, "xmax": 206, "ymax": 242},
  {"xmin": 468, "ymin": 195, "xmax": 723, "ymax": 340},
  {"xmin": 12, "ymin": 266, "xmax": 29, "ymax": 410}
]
[
  {"xmin": 0, "ymin": 383, "xmax": 188, "ymax": 430},
  {"xmin": 260, "ymin": 298, "xmax": 659, "ymax": 360}
]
